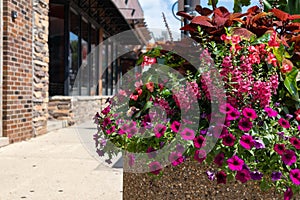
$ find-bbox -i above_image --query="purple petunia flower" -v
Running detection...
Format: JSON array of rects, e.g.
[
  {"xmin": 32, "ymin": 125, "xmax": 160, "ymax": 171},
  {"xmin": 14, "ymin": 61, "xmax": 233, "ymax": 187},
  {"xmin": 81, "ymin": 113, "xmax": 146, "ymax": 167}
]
[
  {"xmin": 222, "ymin": 133, "xmax": 236, "ymax": 146},
  {"xmin": 236, "ymin": 169, "xmax": 251, "ymax": 183},
  {"xmin": 194, "ymin": 149, "xmax": 206, "ymax": 163},
  {"xmin": 264, "ymin": 107, "xmax": 278, "ymax": 117},
  {"xmin": 149, "ymin": 161, "xmax": 162, "ymax": 175},
  {"xmin": 271, "ymin": 171, "xmax": 282, "ymax": 181},
  {"xmin": 176, "ymin": 144, "xmax": 185, "ymax": 154},
  {"xmin": 180, "ymin": 128, "xmax": 195, "ymax": 140},
  {"xmin": 102, "ymin": 117, "xmax": 112, "ymax": 127},
  {"xmin": 242, "ymin": 107, "xmax": 257, "ymax": 120},
  {"xmin": 206, "ymin": 171, "xmax": 215, "ymax": 181},
  {"xmin": 171, "ymin": 121, "xmax": 181, "ymax": 133},
  {"xmin": 254, "ymin": 138, "xmax": 265, "ymax": 149},
  {"xmin": 193, "ymin": 135, "xmax": 206, "ymax": 148},
  {"xmin": 286, "ymin": 114, "xmax": 293, "ymax": 119},
  {"xmin": 284, "ymin": 187, "xmax": 293, "ymax": 200},
  {"xmin": 289, "ymin": 169, "xmax": 300, "ymax": 185},
  {"xmin": 250, "ymin": 171, "xmax": 263, "ymax": 180},
  {"xmin": 96, "ymin": 149, "xmax": 105, "ymax": 157},
  {"xmin": 240, "ymin": 134, "xmax": 254, "ymax": 150},
  {"xmin": 214, "ymin": 152, "xmax": 225, "ymax": 167},
  {"xmin": 278, "ymin": 118, "xmax": 290, "ymax": 129},
  {"xmin": 216, "ymin": 171, "xmax": 227, "ymax": 184},
  {"xmin": 227, "ymin": 155, "xmax": 244, "ymax": 171},
  {"xmin": 154, "ymin": 124, "xmax": 166, "ymax": 138},
  {"xmin": 282, "ymin": 150, "xmax": 297, "ymax": 166},
  {"xmin": 238, "ymin": 118, "xmax": 253, "ymax": 132},
  {"xmin": 200, "ymin": 129, "xmax": 207, "ymax": 135},
  {"xmin": 101, "ymin": 105, "xmax": 111, "ymax": 115}
]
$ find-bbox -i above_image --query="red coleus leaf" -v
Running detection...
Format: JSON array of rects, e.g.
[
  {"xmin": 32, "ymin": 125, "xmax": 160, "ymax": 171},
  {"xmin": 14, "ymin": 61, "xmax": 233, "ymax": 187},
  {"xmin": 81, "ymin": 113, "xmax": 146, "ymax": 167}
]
[
  {"xmin": 176, "ymin": 11, "xmax": 194, "ymax": 20},
  {"xmin": 214, "ymin": 7, "xmax": 230, "ymax": 18},
  {"xmin": 285, "ymin": 23, "xmax": 300, "ymax": 32},
  {"xmin": 231, "ymin": 27, "xmax": 255, "ymax": 39},
  {"xmin": 213, "ymin": 13, "xmax": 228, "ymax": 27},
  {"xmin": 270, "ymin": 8, "xmax": 290, "ymax": 21},
  {"xmin": 280, "ymin": 35, "xmax": 290, "ymax": 47},
  {"xmin": 180, "ymin": 24, "xmax": 196, "ymax": 32},
  {"xmin": 191, "ymin": 16, "xmax": 214, "ymax": 27},
  {"xmin": 195, "ymin": 5, "xmax": 213, "ymax": 16},
  {"xmin": 251, "ymin": 12, "xmax": 267, "ymax": 24},
  {"xmin": 247, "ymin": 5, "xmax": 260, "ymax": 14},
  {"xmin": 288, "ymin": 14, "xmax": 300, "ymax": 20}
]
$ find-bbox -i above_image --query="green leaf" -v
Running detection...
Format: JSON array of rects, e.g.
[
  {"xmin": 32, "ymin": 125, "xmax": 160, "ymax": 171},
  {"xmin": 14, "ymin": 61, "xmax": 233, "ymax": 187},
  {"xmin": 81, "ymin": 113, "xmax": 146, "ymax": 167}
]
[
  {"xmin": 252, "ymin": 33, "xmax": 271, "ymax": 45},
  {"xmin": 284, "ymin": 67, "xmax": 299, "ymax": 101}
]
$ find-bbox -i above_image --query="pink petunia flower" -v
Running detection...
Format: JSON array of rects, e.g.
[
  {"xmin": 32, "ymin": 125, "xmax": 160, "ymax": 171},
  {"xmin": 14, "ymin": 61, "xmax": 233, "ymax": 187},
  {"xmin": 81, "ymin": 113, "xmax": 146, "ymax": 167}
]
[
  {"xmin": 282, "ymin": 150, "xmax": 297, "ymax": 166},
  {"xmin": 193, "ymin": 135, "xmax": 206, "ymax": 148},
  {"xmin": 264, "ymin": 107, "xmax": 278, "ymax": 117},
  {"xmin": 180, "ymin": 128, "xmax": 195, "ymax": 140},
  {"xmin": 149, "ymin": 161, "xmax": 162, "ymax": 175},
  {"xmin": 274, "ymin": 144, "xmax": 286, "ymax": 155},
  {"xmin": 171, "ymin": 121, "xmax": 180, "ymax": 133},
  {"xmin": 278, "ymin": 118, "xmax": 290, "ymax": 129},
  {"xmin": 154, "ymin": 124, "xmax": 166, "ymax": 138},
  {"xmin": 242, "ymin": 108, "xmax": 257, "ymax": 120},
  {"xmin": 284, "ymin": 187, "xmax": 293, "ymax": 200},
  {"xmin": 240, "ymin": 135, "xmax": 254, "ymax": 150},
  {"xmin": 238, "ymin": 118, "xmax": 253, "ymax": 132},
  {"xmin": 169, "ymin": 152, "xmax": 184, "ymax": 166},
  {"xmin": 290, "ymin": 137, "xmax": 300, "ymax": 150},
  {"xmin": 227, "ymin": 155, "xmax": 244, "ymax": 171},
  {"xmin": 289, "ymin": 169, "xmax": 300, "ymax": 185},
  {"xmin": 236, "ymin": 169, "xmax": 251, "ymax": 183},
  {"xmin": 216, "ymin": 171, "xmax": 227, "ymax": 184},
  {"xmin": 194, "ymin": 149, "xmax": 206, "ymax": 163}
]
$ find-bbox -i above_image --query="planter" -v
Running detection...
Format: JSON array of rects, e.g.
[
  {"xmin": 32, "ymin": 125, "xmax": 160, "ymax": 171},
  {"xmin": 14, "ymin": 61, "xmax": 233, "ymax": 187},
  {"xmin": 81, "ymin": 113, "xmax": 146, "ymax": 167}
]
[{"xmin": 123, "ymin": 158, "xmax": 298, "ymax": 200}]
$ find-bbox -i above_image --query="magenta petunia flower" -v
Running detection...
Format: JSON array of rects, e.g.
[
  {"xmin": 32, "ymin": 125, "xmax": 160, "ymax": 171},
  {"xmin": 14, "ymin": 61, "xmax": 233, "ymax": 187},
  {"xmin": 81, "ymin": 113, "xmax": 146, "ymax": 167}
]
[
  {"xmin": 238, "ymin": 118, "xmax": 253, "ymax": 132},
  {"xmin": 220, "ymin": 103, "xmax": 234, "ymax": 114},
  {"xmin": 274, "ymin": 144, "xmax": 286, "ymax": 155},
  {"xmin": 227, "ymin": 155, "xmax": 244, "ymax": 171},
  {"xmin": 216, "ymin": 171, "xmax": 227, "ymax": 184},
  {"xmin": 180, "ymin": 128, "xmax": 195, "ymax": 140},
  {"xmin": 222, "ymin": 133, "xmax": 236, "ymax": 146},
  {"xmin": 102, "ymin": 118, "xmax": 112, "ymax": 127},
  {"xmin": 171, "ymin": 121, "xmax": 180, "ymax": 133},
  {"xmin": 101, "ymin": 106, "xmax": 111, "ymax": 115},
  {"xmin": 282, "ymin": 150, "xmax": 297, "ymax": 166},
  {"xmin": 169, "ymin": 152, "xmax": 184, "ymax": 166},
  {"xmin": 284, "ymin": 187, "xmax": 293, "ymax": 200},
  {"xmin": 146, "ymin": 147, "xmax": 157, "ymax": 159},
  {"xmin": 290, "ymin": 137, "xmax": 300, "ymax": 150},
  {"xmin": 106, "ymin": 126, "xmax": 116, "ymax": 134},
  {"xmin": 290, "ymin": 169, "xmax": 300, "ymax": 185},
  {"xmin": 194, "ymin": 149, "xmax": 206, "ymax": 163},
  {"xmin": 154, "ymin": 124, "xmax": 166, "ymax": 138},
  {"xmin": 242, "ymin": 107, "xmax": 257, "ymax": 120},
  {"xmin": 278, "ymin": 118, "xmax": 290, "ymax": 129},
  {"xmin": 128, "ymin": 154, "xmax": 135, "ymax": 167},
  {"xmin": 214, "ymin": 152, "xmax": 225, "ymax": 167},
  {"xmin": 264, "ymin": 107, "xmax": 278, "ymax": 117},
  {"xmin": 149, "ymin": 161, "xmax": 162, "ymax": 175},
  {"xmin": 236, "ymin": 169, "xmax": 251, "ymax": 183},
  {"xmin": 240, "ymin": 135, "xmax": 254, "ymax": 150},
  {"xmin": 226, "ymin": 109, "xmax": 241, "ymax": 121},
  {"xmin": 193, "ymin": 135, "xmax": 206, "ymax": 148}
]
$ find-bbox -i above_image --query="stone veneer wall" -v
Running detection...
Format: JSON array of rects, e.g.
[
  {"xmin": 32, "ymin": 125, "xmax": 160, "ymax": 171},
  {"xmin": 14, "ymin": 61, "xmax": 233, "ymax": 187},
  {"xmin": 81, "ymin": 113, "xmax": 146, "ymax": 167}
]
[
  {"xmin": 2, "ymin": 0, "xmax": 34, "ymax": 142},
  {"xmin": 32, "ymin": 0, "xmax": 49, "ymax": 136},
  {"xmin": 48, "ymin": 96, "xmax": 111, "ymax": 125}
]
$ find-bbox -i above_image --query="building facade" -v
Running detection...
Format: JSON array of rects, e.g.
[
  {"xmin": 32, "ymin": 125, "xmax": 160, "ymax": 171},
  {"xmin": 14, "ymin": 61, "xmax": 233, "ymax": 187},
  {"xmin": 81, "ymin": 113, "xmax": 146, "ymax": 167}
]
[{"xmin": 0, "ymin": 0, "xmax": 149, "ymax": 144}]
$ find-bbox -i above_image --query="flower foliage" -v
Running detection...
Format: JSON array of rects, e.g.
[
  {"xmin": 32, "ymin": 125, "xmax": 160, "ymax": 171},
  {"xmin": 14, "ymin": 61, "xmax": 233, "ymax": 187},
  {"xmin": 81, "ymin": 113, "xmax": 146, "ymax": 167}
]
[{"xmin": 94, "ymin": 5, "xmax": 300, "ymax": 199}]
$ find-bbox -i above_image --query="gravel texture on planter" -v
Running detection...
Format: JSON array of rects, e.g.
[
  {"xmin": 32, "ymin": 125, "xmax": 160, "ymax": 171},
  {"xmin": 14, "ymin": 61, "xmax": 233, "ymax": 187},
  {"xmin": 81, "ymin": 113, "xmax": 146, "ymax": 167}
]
[{"xmin": 123, "ymin": 158, "xmax": 299, "ymax": 200}]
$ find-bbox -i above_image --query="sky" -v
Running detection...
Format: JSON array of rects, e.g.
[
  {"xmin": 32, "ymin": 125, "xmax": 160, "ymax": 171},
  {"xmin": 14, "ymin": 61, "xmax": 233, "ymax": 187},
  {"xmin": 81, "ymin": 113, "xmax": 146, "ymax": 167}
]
[{"xmin": 139, "ymin": 0, "xmax": 260, "ymax": 40}]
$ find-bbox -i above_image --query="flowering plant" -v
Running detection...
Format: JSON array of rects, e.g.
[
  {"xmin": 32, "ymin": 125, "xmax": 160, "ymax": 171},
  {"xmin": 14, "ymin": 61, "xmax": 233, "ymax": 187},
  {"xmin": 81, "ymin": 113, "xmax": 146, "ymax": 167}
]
[{"xmin": 94, "ymin": 6, "xmax": 300, "ymax": 199}]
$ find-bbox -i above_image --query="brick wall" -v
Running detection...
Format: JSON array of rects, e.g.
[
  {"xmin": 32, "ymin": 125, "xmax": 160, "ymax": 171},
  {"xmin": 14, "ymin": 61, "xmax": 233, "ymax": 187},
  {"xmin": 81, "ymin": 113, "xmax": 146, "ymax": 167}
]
[{"xmin": 2, "ymin": 0, "xmax": 33, "ymax": 142}]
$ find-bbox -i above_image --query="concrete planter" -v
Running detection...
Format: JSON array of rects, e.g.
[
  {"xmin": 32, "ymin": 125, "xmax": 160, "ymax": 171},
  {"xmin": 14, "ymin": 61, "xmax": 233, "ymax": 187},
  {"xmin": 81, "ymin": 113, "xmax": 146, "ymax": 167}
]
[{"xmin": 123, "ymin": 158, "xmax": 298, "ymax": 200}]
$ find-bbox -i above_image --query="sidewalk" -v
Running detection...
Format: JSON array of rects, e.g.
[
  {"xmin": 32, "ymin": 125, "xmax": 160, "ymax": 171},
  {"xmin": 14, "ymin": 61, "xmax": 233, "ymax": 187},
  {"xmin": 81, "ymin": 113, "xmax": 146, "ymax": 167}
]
[{"xmin": 0, "ymin": 122, "xmax": 122, "ymax": 200}]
